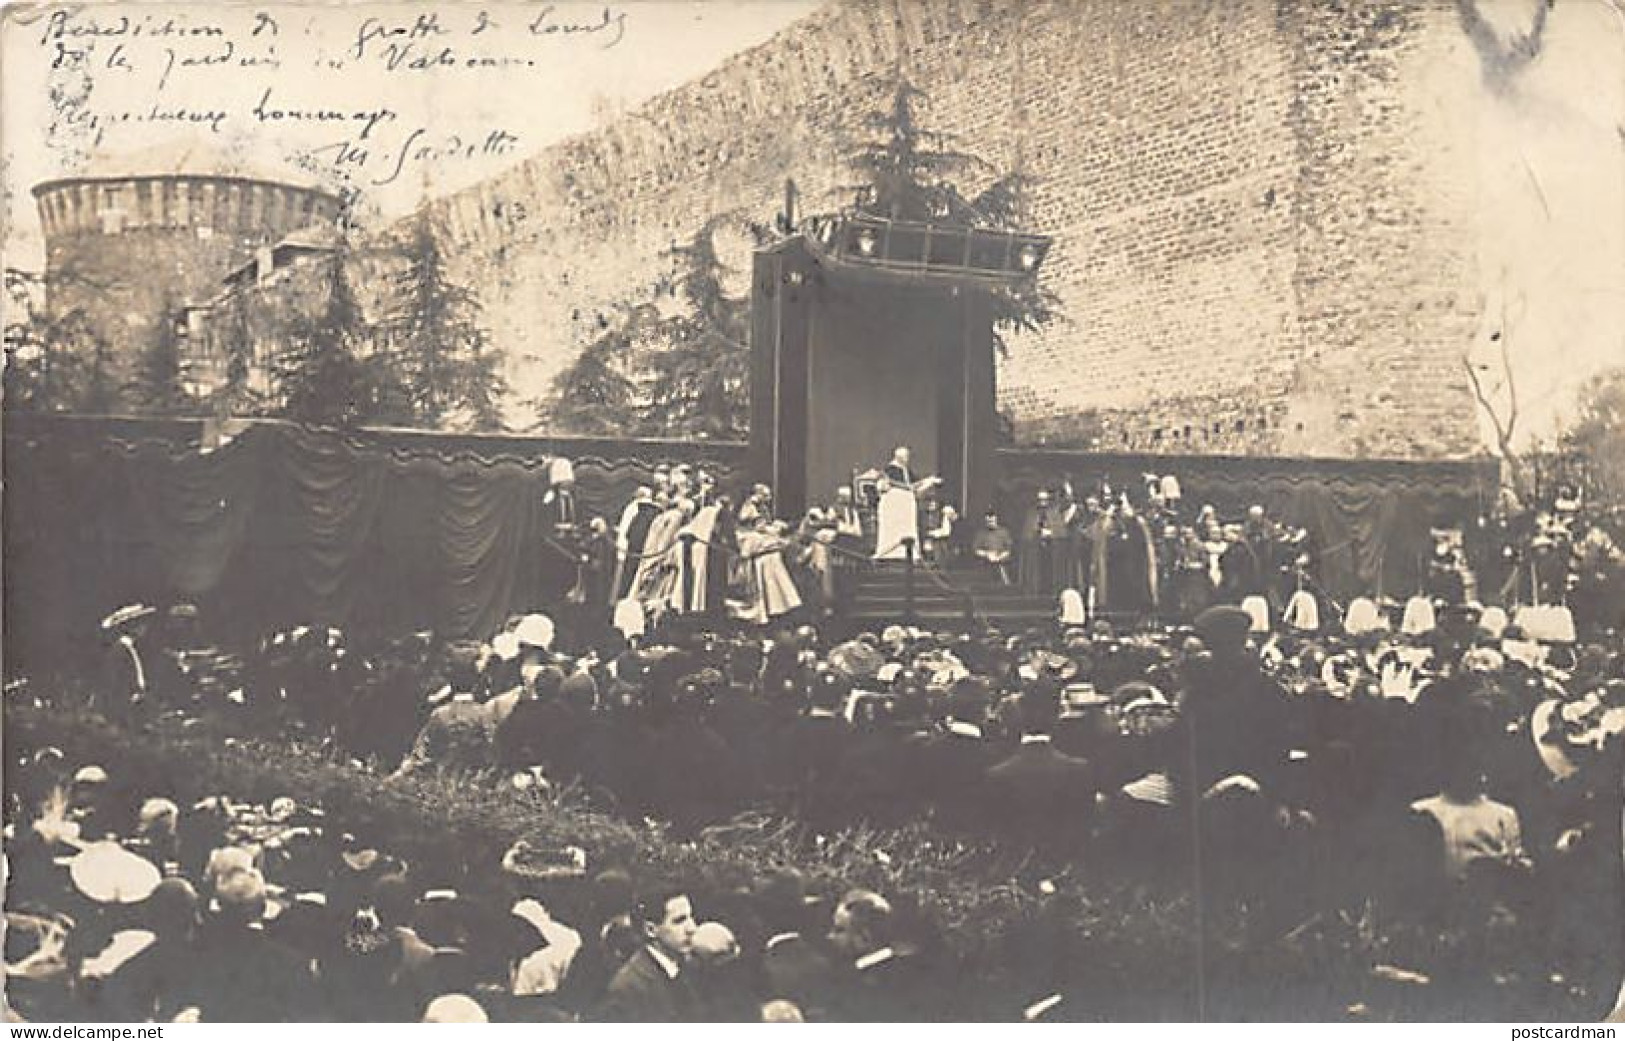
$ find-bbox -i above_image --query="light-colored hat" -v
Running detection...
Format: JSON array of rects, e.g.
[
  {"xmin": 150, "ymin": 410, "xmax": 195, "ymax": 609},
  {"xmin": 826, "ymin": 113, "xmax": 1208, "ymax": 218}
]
[
  {"xmin": 423, "ymin": 994, "xmax": 487, "ymax": 1024},
  {"xmin": 491, "ymin": 631, "xmax": 521, "ymax": 662},
  {"xmin": 1283, "ymin": 590, "xmax": 1319, "ymax": 632},
  {"xmin": 73, "ymin": 765, "xmax": 110, "ymax": 786},
  {"xmin": 1400, "ymin": 596, "xmax": 1436, "ymax": 636},
  {"xmin": 1058, "ymin": 589, "xmax": 1086, "ymax": 626},
  {"xmin": 1240, "ymin": 595, "xmax": 1270, "ymax": 635},
  {"xmin": 214, "ymin": 867, "xmax": 268, "ymax": 910},
  {"xmin": 613, "ymin": 598, "xmax": 645, "ymax": 641},
  {"xmin": 101, "ymin": 604, "xmax": 156, "ymax": 631},
  {"xmin": 138, "ymin": 798, "xmax": 179, "ymax": 831},
  {"xmin": 1122, "ymin": 772, "xmax": 1175, "ymax": 807},
  {"xmin": 547, "ymin": 457, "xmax": 575, "ymax": 486},
  {"xmin": 1343, "ymin": 598, "xmax": 1385, "ymax": 635},
  {"xmin": 1160, "ymin": 474, "xmax": 1182, "ymax": 501},
  {"xmin": 514, "ymin": 614, "xmax": 555, "ymax": 650},
  {"xmin": 1500, "ymin": 638, "xmax": 1543, "ymax": 668},
  {"xmin": 1513, "ymin": 605, "xmax": 1576, "ymax": 644},
  {"xmin": 69, "ymin": 842, "xmax": 161, "ymax": 904},
  {"xmin": 762, "ymin": 999, "xmax": 805, "ymax": 1023},
  {"xmin": 1478, "ymin": 606, "xmax": 1510, "ymax": 640}
]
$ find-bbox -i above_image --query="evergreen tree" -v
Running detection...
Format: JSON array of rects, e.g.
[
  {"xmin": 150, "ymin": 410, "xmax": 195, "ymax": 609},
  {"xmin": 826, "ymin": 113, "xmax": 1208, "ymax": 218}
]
[
  {"xmin": 274, "ymin": 255, "xmax": 376, "ymax": 427},
  {"xmin": 842, "ymin": 78, "xmax": 989, "ymax": 223},
  {"xmin": 3, "ymin": 267, "xmax": 110, "ymax": 412},
  {"xmin": 539, "ymin": 302, "xmax": 654, "ymax": 436},
  {"xmin": 382, "ymin": 210, "xmax": 508, "ymax": 431},
  {"xmin": 541, "ymin": 214, "xmax": 764, "ymax": 440},
  {"xmin": 210, "ymin": 294, "xmax": 267, "ymax": 418},
  {"xmin": 1559, "ymin": 365, "xmax": 1625, "ymax": 507},
  {"xmin": 641, "ymin": 215, "xmax": 763, "ymax": 439},
  {"xmin": 842, "ymin": 77, "xmax": 1060, "ymax": 358},
  {"xmin": 126, "ymin": 295, "xmax": 196, "ymax": 415}
]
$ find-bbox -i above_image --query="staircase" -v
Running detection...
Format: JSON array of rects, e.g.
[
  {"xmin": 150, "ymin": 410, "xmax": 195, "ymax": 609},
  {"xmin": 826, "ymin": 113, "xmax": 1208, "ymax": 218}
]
[{"xmin": 841, "ymin": 560, "xmax": 1056, "ymax": 627}]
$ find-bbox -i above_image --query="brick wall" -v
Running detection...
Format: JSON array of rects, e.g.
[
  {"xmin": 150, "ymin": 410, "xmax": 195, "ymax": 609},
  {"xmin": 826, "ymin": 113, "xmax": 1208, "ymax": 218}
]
[{"xmin": 423, "ymin": 0, "xmax": 1486, "ymax": 460}]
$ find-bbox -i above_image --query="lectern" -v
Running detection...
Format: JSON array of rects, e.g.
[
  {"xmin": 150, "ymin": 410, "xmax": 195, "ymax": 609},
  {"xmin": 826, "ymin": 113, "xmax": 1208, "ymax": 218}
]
[{"xmin": 748, "ymin": 214, "xmax": 1049, "ymax": 524}]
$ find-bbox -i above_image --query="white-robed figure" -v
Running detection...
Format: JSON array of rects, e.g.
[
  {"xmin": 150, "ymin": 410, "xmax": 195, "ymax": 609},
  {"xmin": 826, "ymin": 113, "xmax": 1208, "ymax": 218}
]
[
  {"xmin": 669, "ymin": 499, "xmax": 722, "ymax": 614},
  {"xmin": 873, "ymin": 446, "xmax": 940, "ymax": 560}
]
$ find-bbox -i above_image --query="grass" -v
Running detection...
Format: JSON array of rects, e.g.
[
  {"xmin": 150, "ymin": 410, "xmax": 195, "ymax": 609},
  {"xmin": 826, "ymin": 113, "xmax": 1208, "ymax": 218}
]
[{"xmin": 9, "ymin": 698, "xmax": 1598, "ymax": 1021}]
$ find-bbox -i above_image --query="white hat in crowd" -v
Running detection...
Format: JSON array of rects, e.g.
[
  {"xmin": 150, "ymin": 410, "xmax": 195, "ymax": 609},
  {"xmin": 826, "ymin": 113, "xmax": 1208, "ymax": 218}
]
[
  {"xmin": 1282, "ymin": 590, "xmax": 1319, "ymax": 632},
  {"xmin": 514, "ymin": 614, "xmax": 555, "ymax": 650},
  {"xmin": 1240, "ymin": 596, "xmax": 1270, "ymax": 635},
  {"xmin": 1400, "ymin": 596, "xmax": 1436, "ymax": 637},
  {"xmin": 1343, "ymin": 598, "xmax": 1385, "ymax": 636}
]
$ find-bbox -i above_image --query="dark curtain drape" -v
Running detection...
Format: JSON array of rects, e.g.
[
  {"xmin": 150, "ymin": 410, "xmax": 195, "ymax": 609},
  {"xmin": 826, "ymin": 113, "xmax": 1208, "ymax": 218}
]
[{"xmin": 4, "ymin": 419, "xmax": 751, "ymax": 673}]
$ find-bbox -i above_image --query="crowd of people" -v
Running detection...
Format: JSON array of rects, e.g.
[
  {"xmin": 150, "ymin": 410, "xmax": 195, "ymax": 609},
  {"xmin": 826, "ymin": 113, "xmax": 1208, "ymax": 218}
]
[
  {"xmin": 5, "ymin": 466, "xmax": 1624, "ymax": 1022},
  {"xmin": 540, "ymin": 460, "xmax": 1624, "ymax": 643}
]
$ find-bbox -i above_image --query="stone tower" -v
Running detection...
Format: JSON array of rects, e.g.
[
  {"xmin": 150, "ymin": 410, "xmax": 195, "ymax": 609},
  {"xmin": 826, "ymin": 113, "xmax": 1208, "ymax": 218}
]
[{"xmin": 31, "ymin": 143, "xmax": 343, "ymax": 401}]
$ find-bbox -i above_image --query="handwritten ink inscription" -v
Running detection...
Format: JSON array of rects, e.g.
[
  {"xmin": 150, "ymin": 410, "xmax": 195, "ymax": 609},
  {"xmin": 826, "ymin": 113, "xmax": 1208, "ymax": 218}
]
[{"xmin": 36, "ymin": 5, "xmax": 629, "ymax": 195}]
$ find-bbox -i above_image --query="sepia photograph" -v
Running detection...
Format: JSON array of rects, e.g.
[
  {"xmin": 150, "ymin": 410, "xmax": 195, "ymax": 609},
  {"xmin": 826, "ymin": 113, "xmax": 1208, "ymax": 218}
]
[{"xmin": 2, "ymin": 0, "xmax": 1623, "ymax": 1025}]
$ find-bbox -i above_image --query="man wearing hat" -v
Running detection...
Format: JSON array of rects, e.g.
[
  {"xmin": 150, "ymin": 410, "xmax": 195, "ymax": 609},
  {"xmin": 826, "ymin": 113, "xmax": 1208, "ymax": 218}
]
[
  {"xmin": 1019, "ymin": 489, "xmax": 1062, "ymax": 596},
  {"xmin": 1186, "ymin": 605, "xmax": 1293, "ymax": 797},
  {"xmin": 543, "ymin": 457, "xmax": 579, "ymax": 533},
  {"xmin": 394, "ymin": 643, "xmax": 495, "ymax": 778},
  {"xmin": 973, "ymin": 510, "xmax": 1015, "ymax": 585},
  {"xmin": 100, "ymin": 604, "xmax": 157, "ymax": 721}
]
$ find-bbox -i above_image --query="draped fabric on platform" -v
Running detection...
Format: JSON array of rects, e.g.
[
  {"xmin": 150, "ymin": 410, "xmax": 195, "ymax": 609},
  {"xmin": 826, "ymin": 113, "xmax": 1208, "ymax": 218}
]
[
  {"xmin": 3, "ymin": 415, "xmax": 1492, "ymax": 673},
  {"xmin": 2, "ymin": 416, "xmax": 744, "ymax": 673}
]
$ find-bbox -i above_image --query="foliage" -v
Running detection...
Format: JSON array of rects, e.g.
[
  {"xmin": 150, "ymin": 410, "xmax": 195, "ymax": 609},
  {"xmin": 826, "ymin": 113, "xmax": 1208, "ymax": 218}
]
[
  {"xmin": 8, "ymin": 700, "xmax": 1200, "ymax": 1020},
  {"xmin": 124, "ymin": 294, "xmax": 197, "ymax": 415},
  {"xmin": 271, "ymin": 256, "xmax": 382, "ymax": 427},
  {"xmin": 841, "ymin": 79, "xmax": 990, "ymax": 223},
  {"xmin": 641, "ymin": 215, "xmax": 765, "ymax": 438},
  {"xmin": 378, "ymin": 211, "xmax": 508, "ymax": 431},
  {"xmin": 842, "ymin": 79, "xmax": 1061, "ymax": 358},
  {"xmin": 11, "ymin": 694, "xmax": 1609, "ymax": 1022},
  {"xmin": 3, "ymin": 267, "xmax": 118, "ymax": 413},
  {"xmin": 1557, "ymin": 364, "xmax": 1625, "ymax": 508},
  {"xmin": 538, "ymin": 303, "xmax": 655, "ymax": 436},
  {"xmin": 207, "ymin": 294, "xmax": 269, "ymax": 418},
  {"xmin": 540, "ymin": 215, "xmax": 765, "ymax": 440}
]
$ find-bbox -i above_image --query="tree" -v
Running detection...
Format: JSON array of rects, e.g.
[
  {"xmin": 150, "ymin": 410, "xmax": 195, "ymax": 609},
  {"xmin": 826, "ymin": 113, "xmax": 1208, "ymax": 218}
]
[
  {"xmin": 3, "ymin": 267, "xmax": 111, "ymax": 413},
  {"xmin": 842, "ymin": 78, "xmax": 988, "ymax": 223},
  {"xmin": 380, "ymin": 211, "xmax": 508, "ymax": 431},
  {"xmin": 125, "ymin": 294, "xmax": 196, "ymax": 415},
  {"xmin": 539, "ymin": 302, "xmax": 654, "ymax": 436},
  {"xmin": 208, "ymin": 293, "xmax": 268, "ymax": 419},
  {"xmin": 539, "ymin": 214, "xmax": 765, "ymax": 440},
  {"xmin": 641, "ymin": 215, "xmax": 765, "ymax": 438},
  {"xmin": 1558, "ymin": 364, "xmax": 1625, "ymax": 508},
  {"xmin": 1463, "ymin": 288, "xmax": 1530, "ymax": 501},
  {"xmin": 273, "ymin": 255, "xmax": 377, "ymax": 427},
  {"xmin": 843, "ymin": 77, "xmax": 1060, "ymax": 358}
]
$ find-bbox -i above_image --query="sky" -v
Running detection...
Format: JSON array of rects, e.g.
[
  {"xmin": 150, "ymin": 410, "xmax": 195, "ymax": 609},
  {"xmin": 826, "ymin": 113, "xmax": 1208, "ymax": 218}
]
[
  {"xmin": 1, "ymin": 0, "xmax": 820, "ymax": 264},
  {"xmin": 1464, "ymin": 0, "xmax": 1625, "ymax": 445}
]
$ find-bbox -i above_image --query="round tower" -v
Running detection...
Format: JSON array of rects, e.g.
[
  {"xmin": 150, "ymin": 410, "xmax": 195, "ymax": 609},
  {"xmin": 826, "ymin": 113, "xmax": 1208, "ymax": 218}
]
[{"xmin": 31, "ymin": 143, "xmax": 343, "ymax": 402}]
